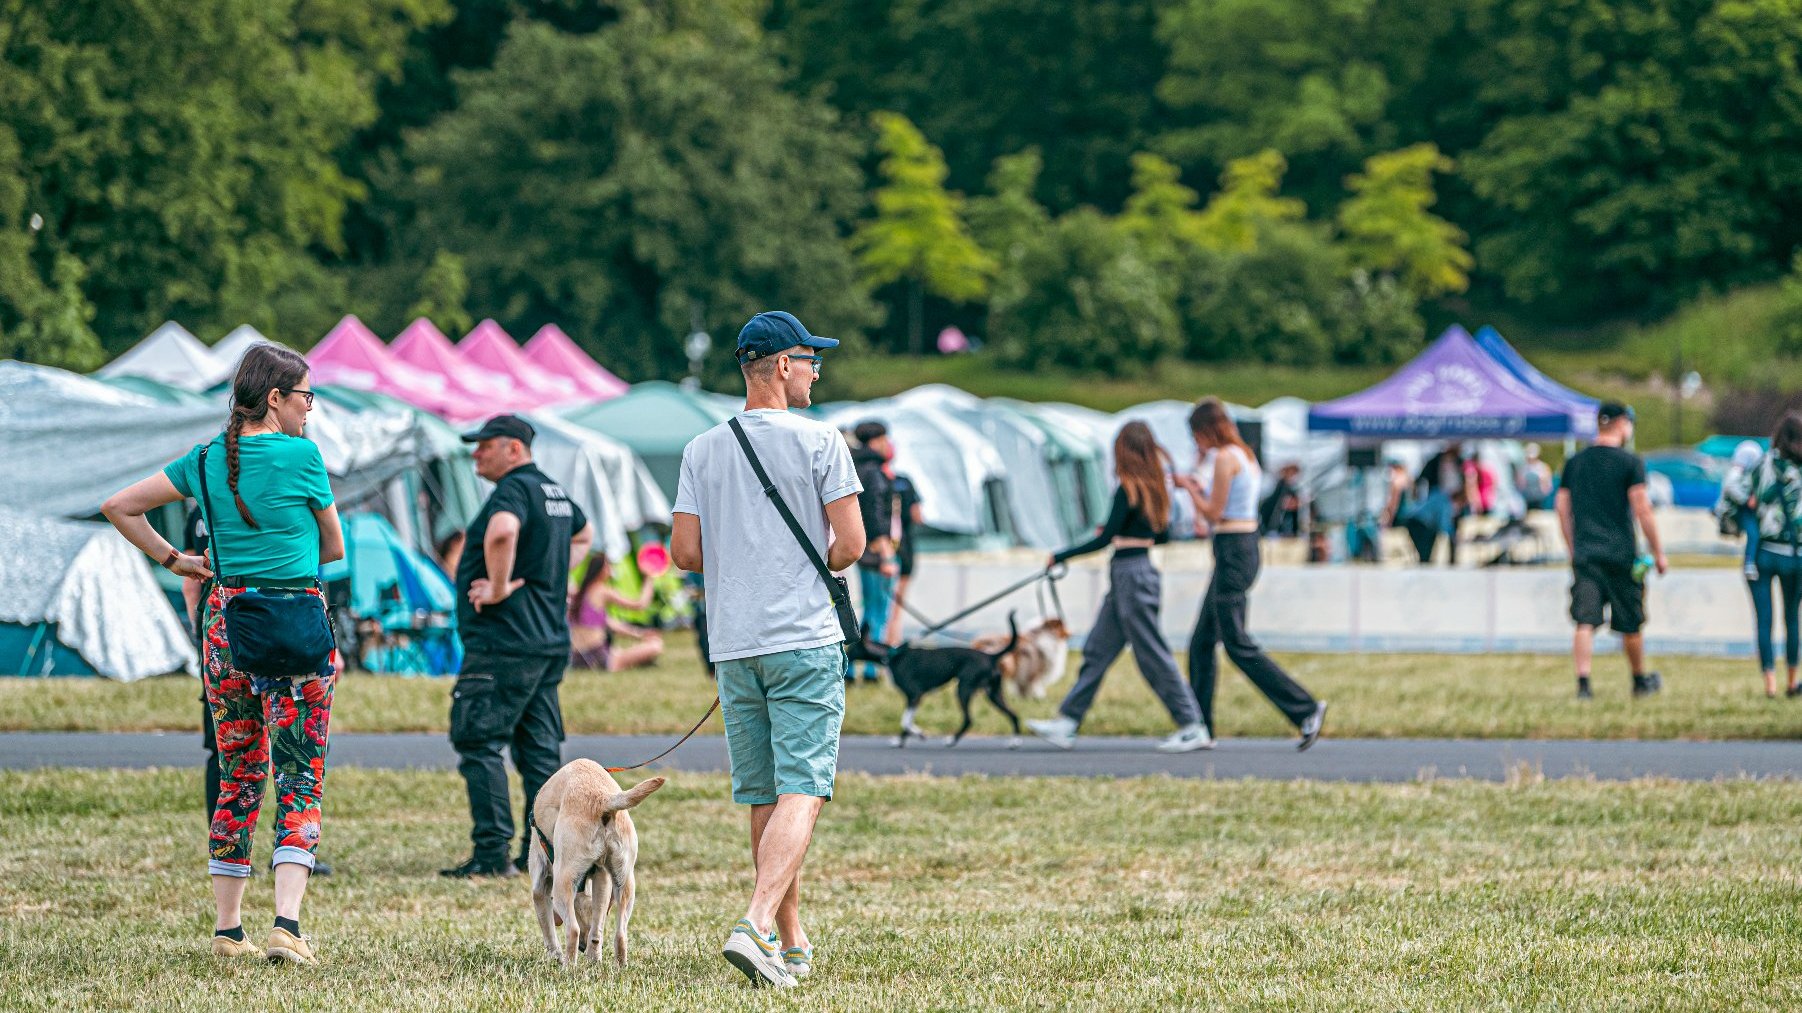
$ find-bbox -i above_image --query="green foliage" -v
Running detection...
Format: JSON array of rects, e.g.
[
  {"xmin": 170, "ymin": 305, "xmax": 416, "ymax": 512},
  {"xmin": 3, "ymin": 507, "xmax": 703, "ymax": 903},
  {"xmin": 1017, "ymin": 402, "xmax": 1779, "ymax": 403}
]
[
  {"xmin": 854, "ymin": 112, "xmax": 995, "ymax": 304},
  {"xmin": 966, "ymin": 149, "xmax": 1052, "ymax": 266},
  {"xmin": 1768, "ymin": 254, "xmax": 1802, "ymax": 357},
  {"xmin": 1453, "ymin": 0, "xmax": 1802, "ymax": 315},
  {"xmin": 406, "ymin": 252, "xmax": 473, "ymax": 338},
  {"xmin": 1191, "ymin": 151, "xmax": 1308, "ymax": 253},
  {"xmin": 395, "ymin": 8, "xmax": 876, "ymax": 382},
  {"xmin": 0, "ymin": 0, "xmax": 445, "ymax": 358},
  {"xmin": 988, "ymin": 210, "xmax": 1177, "ymax": 375},
  {"xmin": 1337, "ymin": 143, "xmax": 1471, "ymax": 299}
]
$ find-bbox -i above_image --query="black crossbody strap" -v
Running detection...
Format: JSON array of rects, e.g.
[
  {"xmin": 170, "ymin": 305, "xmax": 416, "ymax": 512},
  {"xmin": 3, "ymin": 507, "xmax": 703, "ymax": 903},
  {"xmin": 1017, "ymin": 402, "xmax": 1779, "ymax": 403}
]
[
  {"xmin": 728, "ymin": 417, "xmax": 837, "ymax": 588},
  {"xmin": 195, "ymin": 442, "xmax": 228, "ymax": 577}
]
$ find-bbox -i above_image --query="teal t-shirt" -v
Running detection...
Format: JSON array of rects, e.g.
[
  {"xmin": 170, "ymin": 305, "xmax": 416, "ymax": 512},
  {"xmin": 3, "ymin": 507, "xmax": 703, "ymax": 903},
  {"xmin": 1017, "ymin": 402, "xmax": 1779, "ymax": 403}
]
[{"xmin": 164, "ymin": 433, "xmax": 334, "ymax": 581}]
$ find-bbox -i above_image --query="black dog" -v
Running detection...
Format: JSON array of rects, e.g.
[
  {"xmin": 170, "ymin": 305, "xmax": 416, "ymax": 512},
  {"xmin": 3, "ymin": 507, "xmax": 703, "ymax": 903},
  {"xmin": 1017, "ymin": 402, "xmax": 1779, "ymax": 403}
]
[{"xmin": 852, "ymin": 613, "xmax": 1021, "ymax": 748}]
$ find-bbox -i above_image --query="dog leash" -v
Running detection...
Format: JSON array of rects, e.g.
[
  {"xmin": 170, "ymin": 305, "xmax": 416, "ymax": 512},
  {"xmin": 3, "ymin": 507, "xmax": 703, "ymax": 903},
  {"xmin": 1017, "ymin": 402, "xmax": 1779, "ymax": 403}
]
[
  {"xmin": 605, "ymin": 696, "xmax": 720, "ymax": 774},
  {"xmin": 902, "ymin": 564, "xmax": 1065, "ymax": 646}
]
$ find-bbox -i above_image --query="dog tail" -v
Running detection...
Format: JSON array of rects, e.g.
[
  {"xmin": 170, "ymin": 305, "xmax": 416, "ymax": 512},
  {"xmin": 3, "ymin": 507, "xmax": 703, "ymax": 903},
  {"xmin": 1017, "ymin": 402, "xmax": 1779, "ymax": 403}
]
[
  {"xmin": 983, "ymin": 611, "xmax": 1019, "ymax": 660},
  {"xmin": 605, "ymin": 775, "xmax": 667, "ymax": 813}
]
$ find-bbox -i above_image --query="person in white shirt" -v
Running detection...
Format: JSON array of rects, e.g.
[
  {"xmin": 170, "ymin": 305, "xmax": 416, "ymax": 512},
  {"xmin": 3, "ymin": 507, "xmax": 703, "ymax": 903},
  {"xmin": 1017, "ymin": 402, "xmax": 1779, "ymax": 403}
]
[{"xmin": 670, "ymin": 311, "xmax": 865, "ymax": 988}]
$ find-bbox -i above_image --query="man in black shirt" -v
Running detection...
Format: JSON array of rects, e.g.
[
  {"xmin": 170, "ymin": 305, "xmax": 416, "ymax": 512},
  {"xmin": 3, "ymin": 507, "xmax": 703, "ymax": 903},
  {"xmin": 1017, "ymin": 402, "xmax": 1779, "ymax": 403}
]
[
  {"xmin": 440, "ymin": 415, "xmax": 594, "ymax": 878},
  {"xmin": 1556, "ymin": 403, "xmax": 1667, "ymax": 700},
  {"xmin": 850, "ymin": 422, "xmax": 898, "ymax": 683}
]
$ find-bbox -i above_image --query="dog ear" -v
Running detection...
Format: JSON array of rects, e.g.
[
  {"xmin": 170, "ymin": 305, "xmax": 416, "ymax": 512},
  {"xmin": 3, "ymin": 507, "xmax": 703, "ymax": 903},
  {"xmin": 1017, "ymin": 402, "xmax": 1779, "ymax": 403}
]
[{"xmin": 606, "ymin": 776, "xmax": 667, "ymax": 813}]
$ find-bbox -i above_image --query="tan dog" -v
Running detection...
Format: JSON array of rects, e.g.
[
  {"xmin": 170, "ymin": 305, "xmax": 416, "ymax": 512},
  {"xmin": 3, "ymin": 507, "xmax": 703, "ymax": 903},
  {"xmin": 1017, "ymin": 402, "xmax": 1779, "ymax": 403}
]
[
  {"xmin": 529, "ymin": 759, "xmax": 665, "ymax": 966},
  {"xmin": 973, "ymin": 617, "xmax": 1071, "ymax": 699}
]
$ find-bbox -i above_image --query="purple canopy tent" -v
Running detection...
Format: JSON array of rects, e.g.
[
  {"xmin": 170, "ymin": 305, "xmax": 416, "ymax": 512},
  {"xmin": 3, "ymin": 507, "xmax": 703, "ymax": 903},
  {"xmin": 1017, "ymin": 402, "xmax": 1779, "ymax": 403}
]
[
  {"xmin": 1307, "ymin": 326, "xmax": 1581, "ymax": 439},
  {"xmin": 1473, "ymin": 325, "xmax": 1599, "ymax": 439}
]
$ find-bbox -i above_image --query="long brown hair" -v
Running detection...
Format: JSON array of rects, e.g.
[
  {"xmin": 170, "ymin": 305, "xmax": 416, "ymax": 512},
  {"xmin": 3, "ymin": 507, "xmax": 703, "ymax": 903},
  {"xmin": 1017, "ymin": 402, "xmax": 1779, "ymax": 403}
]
[
  {"xmin": 570, "ymin": 553, "xmax": 611, "ymax": 621},
  {"xmin": 1113, "ymin": 421, "xmax": 1172, "ymax": 529},
  {"xmin": 224, "ymin": 343, "xmax": 309, "ymax": 528},
  {"xmin": 1188, "ymin": 396, "xmax": 1252, "ymax": 456}
]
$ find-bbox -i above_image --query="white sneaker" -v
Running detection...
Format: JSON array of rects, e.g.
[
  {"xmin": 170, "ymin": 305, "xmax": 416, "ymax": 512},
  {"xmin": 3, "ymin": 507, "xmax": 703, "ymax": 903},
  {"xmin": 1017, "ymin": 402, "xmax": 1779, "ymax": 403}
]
[
  {"xmin": 1027, "ymin": 715, "xmax": 1077, "ymax": 750},
  {"xmin": 1157, "ymin": 723, "xmax": 1214, "ymax": 753},
  {"xmin": 782, "ymin": 945, "xmax": 813, "ymax": 979},
  {"xmin": 723, "ymin": 918, "xmax": 796, "ymax": 988}
]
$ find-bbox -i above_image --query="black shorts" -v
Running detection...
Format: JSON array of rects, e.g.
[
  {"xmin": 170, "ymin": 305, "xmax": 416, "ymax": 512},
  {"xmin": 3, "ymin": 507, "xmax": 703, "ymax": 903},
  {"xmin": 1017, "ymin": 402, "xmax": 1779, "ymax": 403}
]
[{"xmin": 1570, "ymin": 561, "xmax": 1644, "ymax": 634}]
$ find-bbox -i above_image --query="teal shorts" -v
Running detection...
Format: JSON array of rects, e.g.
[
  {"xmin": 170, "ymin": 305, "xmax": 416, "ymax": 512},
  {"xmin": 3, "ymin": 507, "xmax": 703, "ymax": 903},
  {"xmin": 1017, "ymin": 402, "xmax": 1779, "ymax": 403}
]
[{"xmin": 716, "ymin": 644, "xmax": 847, "ymax": 805}]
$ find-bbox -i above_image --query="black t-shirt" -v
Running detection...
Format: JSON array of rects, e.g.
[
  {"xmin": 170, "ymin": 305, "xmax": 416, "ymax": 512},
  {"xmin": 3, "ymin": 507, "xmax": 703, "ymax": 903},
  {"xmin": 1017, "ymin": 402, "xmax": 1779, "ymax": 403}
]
[
  {"xmin": 456, "ymin": 463, "xmax": 589, "ymax": 657},
  {"xmin": 1053, "ymin": 486, "xmax": 1170, "ymax": 563},
  {"xmin": 1560, "ymin": 445, "xmax": 1646, "ymax": 566}
]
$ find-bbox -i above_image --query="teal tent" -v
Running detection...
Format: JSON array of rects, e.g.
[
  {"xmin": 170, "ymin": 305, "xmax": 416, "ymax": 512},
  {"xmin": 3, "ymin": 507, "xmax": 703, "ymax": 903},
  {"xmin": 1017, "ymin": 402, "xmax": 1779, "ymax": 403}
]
[{"xmin": 560, "ymin": 381, "xmax": 738, "ymax": 500}]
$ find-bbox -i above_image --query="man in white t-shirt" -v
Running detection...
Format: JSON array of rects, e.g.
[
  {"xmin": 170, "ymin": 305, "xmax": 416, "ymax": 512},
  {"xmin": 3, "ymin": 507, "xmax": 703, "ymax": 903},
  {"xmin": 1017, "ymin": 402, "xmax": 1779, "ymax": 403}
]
[{"xmin": 670, "ymin": 310, "xmax": 866, "ymax": 988}]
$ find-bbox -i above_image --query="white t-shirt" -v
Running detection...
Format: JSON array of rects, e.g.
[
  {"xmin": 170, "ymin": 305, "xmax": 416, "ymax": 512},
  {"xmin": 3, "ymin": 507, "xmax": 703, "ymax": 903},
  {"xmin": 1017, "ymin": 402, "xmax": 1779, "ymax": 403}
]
[{"xmin": 672, "ymin": 409, "xmax": 862, "ymax": 662}]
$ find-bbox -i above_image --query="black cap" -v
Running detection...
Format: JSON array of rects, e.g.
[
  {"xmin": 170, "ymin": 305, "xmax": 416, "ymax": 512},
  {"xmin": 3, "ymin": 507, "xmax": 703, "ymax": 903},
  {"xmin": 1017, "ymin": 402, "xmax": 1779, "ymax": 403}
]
[
  {"xmin": 1597, "ymin": 402, "xmax": 1636, "ymax": 425},
  {"xmin": 461, "ymin": 414, "xmax": 536, "ymax": 445}
]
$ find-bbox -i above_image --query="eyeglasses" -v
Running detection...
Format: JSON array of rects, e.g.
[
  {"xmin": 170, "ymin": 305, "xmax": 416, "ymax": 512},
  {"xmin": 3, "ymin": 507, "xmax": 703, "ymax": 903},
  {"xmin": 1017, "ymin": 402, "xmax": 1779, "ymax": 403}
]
[
  {"xmin": 279, "ymin": 387, "xmax": 316, "ymax": 407},
  {"xmin": 787, "ymin": 353, "xmax": 823, "ymax": 376}
]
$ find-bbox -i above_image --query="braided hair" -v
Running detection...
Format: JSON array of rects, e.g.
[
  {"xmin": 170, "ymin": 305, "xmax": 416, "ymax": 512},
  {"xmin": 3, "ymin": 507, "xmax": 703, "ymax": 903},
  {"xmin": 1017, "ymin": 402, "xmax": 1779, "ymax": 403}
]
[{"xmin": 224, "ymin": 343, "xmax": 309, "ymax": 528}]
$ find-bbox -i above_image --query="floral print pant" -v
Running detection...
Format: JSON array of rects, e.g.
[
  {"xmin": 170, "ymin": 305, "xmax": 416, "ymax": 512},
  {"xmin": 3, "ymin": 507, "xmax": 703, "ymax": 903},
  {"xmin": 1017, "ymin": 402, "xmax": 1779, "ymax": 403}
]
[{"xmin": 202, "ymin": 584, "xmax": 334, "ymax": 877}]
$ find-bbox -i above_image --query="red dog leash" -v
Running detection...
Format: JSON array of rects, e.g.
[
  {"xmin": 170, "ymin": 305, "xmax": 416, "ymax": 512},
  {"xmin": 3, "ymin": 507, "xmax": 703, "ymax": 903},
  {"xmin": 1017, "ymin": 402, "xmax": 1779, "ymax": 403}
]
[{"xmin": 605, "ymin": 696, "xmax": 720, "ymax": 774}]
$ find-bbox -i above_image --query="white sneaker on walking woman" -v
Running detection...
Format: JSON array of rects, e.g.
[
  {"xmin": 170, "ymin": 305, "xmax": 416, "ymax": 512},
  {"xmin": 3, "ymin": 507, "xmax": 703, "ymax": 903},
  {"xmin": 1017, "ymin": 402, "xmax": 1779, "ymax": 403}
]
[
  {"xmin": 1027, "ymin": 715, "xmax": 1078, "ymax": 750},
  {"xmin": 1157, "ymin": 723, "xmax": 1214, "ymax": 753}
]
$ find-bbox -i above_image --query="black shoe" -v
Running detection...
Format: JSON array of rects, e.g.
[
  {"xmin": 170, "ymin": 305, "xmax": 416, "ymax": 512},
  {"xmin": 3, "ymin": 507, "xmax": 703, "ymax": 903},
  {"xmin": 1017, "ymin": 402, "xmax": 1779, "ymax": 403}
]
[
  {"xmin": 312, "ymin": 859, "xmax": 333, "ymax": 877},
  {"xmin": 1631, "ymin": 672, "xmax": 1663, "ymax": 698},
  {"xmin": 438, "ymin": 856, "xmax": 518, "ymax": 879},
  {"xmin": 1786, "ymin": 683, "xmax": 1802, "ymax": 698},
  {"xmin": 512, "ymin": 852, "xmax": 529, "ymax": 875},
  {"xmin": 1576, "ymin": 677, "xmax": 1593, "ymax": 701}
]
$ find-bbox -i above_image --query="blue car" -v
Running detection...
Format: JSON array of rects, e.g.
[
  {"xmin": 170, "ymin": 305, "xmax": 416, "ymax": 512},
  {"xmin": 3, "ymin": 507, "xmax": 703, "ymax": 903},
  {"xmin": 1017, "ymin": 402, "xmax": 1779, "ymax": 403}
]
[{"xmin": 1643, "ymin": 450, "xmax": 1728, "ymax": 509}]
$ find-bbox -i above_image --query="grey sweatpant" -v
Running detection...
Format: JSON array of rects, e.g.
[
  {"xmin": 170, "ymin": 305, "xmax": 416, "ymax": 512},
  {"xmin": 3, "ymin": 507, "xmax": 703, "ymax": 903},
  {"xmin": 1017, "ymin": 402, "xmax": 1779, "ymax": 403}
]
[{"xmin": 1057, "ymin": 553, "xmax": 1202, "ymax": 728}]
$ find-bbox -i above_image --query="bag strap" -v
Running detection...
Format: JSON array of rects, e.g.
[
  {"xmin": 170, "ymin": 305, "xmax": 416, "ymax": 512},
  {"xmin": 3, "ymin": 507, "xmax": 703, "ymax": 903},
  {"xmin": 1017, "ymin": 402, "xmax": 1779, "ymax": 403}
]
[
  {"xmin": 727, "ymin": 417, "xmax": 838, "ymax": 593},
  {"xmin": 194, "ymin": 442, "xmax": 228, "ymax": 577}
]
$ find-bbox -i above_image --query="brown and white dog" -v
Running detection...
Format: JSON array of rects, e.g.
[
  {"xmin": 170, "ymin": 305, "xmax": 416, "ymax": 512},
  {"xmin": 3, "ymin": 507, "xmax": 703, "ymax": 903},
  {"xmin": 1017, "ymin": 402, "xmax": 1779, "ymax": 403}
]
[
  {"xmin": 529, "ymin": 759, "xmax": 665, "ymax": 967},
  {"xmin": 973, "ymin": 617, "xmax": 1071, "ymax": 699}
]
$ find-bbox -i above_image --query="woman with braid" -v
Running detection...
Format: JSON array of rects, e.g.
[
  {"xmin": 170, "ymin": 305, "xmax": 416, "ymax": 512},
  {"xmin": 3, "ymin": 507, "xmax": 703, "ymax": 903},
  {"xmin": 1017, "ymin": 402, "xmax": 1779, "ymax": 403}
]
[{"xmin": 103, "ymin": 344, "xmax": 344, "ymax": 964}]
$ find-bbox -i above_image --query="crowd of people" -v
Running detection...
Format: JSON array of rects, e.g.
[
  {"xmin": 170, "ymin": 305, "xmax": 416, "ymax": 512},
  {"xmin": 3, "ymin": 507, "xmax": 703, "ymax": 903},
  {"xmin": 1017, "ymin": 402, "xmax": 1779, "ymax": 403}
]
[{"xmin": 84, "ymin": 310, "xmax": 1746, "ymax": 984}]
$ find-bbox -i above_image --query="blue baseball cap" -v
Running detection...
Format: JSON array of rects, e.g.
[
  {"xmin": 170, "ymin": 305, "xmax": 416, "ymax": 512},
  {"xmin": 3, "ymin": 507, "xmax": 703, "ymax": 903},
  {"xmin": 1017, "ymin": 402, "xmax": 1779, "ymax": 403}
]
[{"xmin": 735, "ymin": 310, "xmax": 838, "ymax": 363}]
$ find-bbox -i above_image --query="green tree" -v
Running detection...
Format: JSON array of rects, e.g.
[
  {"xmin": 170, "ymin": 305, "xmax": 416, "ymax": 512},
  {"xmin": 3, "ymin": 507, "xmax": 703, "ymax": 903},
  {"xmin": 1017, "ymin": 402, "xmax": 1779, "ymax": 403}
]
[
  {"xmin": 1192, "ymin": 151, "xmax": 1308, "ymax": 253},
  {"xmin": 406, "ymin": 252, "xmax": 473, "ymax": 337},
  {"xmin": 988, "ymin": 210, "xmax": 1177, "ymax": 374},
  {"xmin": 396, "ymin": 7, "xmax": 877, "ymax": 382},
  {"xmin": 1337, "ymin": 143, "xmax": 1470, "ymax": 299},
  {"xmin": 1119, "ymin": 153, "xmax": 1206, "ymax": 265},
  {"xmin": 966, "ymin": 149, "xmax": 1051, "ymax": 267},
  {"xmin": 853, "ymin": 112, "xmax": 996, "ymax": 356},
  {"xmin": 0, "ymin": 0, "xmax": 444, "ymax": 359}
]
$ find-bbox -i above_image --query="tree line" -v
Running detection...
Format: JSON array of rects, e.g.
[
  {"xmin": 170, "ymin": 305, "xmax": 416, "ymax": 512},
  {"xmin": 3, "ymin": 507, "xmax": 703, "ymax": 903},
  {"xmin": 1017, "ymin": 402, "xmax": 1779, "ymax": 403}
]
[{"xmin": 5, "ymin": 0, "xmax": 1801, "ymax": 382}]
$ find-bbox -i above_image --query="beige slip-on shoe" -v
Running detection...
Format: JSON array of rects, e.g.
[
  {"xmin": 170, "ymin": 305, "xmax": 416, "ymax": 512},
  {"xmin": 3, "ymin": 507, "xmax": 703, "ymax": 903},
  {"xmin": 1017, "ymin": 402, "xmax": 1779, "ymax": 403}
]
[
  {"xmin": 265, "ymin": 926, "xmax": 316, "ymax": 965},
  {"xmin": 211, "ymin": 933, "xmax": 263, "ymax": 959}
]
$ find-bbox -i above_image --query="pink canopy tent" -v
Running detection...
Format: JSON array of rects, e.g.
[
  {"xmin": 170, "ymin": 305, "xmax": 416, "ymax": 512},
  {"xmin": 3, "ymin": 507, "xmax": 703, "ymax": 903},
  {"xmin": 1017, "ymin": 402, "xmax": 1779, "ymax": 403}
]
[
  {"xmin": 457, "ymin": 319, "xmax": 579, "ymax": 409},
  {"xmin": 307, "ymin": 315, "xmax": 470, "ymax": 419},
  {"xmin": 390, "ymin": 317, "xmax": 523, "ymax": 411},
  {"xmin": 523, "ymin": 324, "xmax": 628, "ymax": 400}
]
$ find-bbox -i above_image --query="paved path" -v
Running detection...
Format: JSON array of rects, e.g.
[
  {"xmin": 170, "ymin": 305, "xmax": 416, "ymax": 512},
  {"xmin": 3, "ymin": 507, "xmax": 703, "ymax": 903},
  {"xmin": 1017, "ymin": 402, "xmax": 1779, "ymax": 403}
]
[{"xmin": 5, "ymin": 732, "xmax": 1801, "ymax": 782}]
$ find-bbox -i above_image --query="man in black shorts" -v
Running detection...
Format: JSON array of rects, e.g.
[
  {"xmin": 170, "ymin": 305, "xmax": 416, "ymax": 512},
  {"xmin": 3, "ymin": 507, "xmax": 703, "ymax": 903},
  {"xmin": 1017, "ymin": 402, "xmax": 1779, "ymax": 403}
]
[{"xmin": 1556, "ymin": 402, "xmax": 1667, "ymax": 700}]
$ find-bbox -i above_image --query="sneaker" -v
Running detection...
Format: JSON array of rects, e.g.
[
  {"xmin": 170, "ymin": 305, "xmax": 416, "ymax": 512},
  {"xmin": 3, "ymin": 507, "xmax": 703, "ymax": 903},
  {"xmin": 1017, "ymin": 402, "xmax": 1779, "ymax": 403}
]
[
  {"xmin": 782, "ymin": 945, "xmax": 813, "ymax": 979},
  {"xmin": 210, "ymin": 932, "xmax": 262, "ymax": 959},
  {"xmin": 1156, "ymin": 723, "xmax": 1214, "ymax": 753},
  {"xmin": 1576, "ymin": 677, "xmax": 1593, "ymax": 701},
  {"xmin": 722, "ymin": 918, "xmax": 796, "ymax": 988},
  {"xmin": 1026, "ymin": 715, "xmax": 1078, "ymax": 750},
  {"xmin": 438, "ymin": 855, "xmax": 519, "ymax": 879},
  {"xmin": 1632, "ymin": 672, "xmax": 1663, "ymax": 698},
  {"xmin": 1787, "ymin": 683, "xmax": 1802, "ymax": 698},
  {"xmin": 512, "ymin": 852, "xmax": 529, "ymax": 875},
  {"xmin": 1297, "ymin": 701, "xmax": 1328, "ymax": 752},
  {"xmin": 265, "ymin": 926, "xmax": 315, "ymax": 965},
  {"xmin": 312, "ymin": 859, "xmax": 333, "ymax": 878}
]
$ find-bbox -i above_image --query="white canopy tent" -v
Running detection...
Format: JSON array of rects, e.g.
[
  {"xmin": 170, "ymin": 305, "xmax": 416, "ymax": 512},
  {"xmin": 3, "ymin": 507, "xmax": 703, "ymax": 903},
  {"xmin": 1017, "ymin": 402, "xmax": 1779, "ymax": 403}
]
[
  {"xmin": 0, "ymin": 507, "xmax": 195, "ymax": 680},
  {"xmin": 96, "ymin": 321, "xmax": 232, "ymax": 391},
  {"xmin": 212, "ymin": 324, "xmax": 282, "ymax": 370},
  {"xmin": 824, "ymin": 395, "xmax": 1012, "ymax": 548},
  {"xmin": 520, "ymin": 413, "xmax": 673, "ymax": 561}
]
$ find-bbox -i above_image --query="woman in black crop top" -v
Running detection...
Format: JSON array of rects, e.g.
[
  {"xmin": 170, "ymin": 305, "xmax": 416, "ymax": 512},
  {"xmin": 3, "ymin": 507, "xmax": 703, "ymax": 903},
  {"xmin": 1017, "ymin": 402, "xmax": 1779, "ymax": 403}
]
[{"xmin": 1028, "ymin": 422, "xmax": 1211, "ymax": 753}]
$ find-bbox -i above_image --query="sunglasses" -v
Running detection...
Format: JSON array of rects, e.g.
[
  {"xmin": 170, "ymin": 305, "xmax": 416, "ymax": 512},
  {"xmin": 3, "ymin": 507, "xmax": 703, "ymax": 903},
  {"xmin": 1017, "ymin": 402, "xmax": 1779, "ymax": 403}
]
[
  {"xmin": 787, "ymin": 353, "xmax": 823, "ymax": 375},
  {"xmin": 279, "ymin": 387, "xmax": 316, "ymax": 407}
]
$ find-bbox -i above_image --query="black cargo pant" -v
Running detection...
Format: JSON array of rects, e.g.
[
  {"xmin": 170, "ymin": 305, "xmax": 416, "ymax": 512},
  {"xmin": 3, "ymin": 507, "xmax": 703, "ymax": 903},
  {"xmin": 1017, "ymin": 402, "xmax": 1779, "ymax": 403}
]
[
  {"xmin": 450, "ymin": 653, "xmax": 566, "ymax": 864},
  {"xmin": 1188, "ymin": 532, "xmax": 1318, "ymax": 731}
]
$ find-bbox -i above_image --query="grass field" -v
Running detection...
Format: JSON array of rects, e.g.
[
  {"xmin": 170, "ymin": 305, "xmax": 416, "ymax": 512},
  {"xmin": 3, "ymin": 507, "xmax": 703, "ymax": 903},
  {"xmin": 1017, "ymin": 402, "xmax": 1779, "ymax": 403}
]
[
  {"xmin": 2, "ymin": 633, "xmax": 1794, "ymax": 741},
  {"xmin": 4, "ymin": 768, "xmax": 1800, "ymax": 1010}
]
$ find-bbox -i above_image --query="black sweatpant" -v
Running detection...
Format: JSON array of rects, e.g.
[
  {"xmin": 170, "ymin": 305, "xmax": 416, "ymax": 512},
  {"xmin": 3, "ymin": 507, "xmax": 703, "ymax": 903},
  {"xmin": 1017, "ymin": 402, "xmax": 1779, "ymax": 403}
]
[
  {"xmin": 450, "ymin": 653, "xmax": 566, "ymax": 864},
  {"xmin": 1188, "ymin": 533, "xmax": 1318, "ymax": 731}
]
